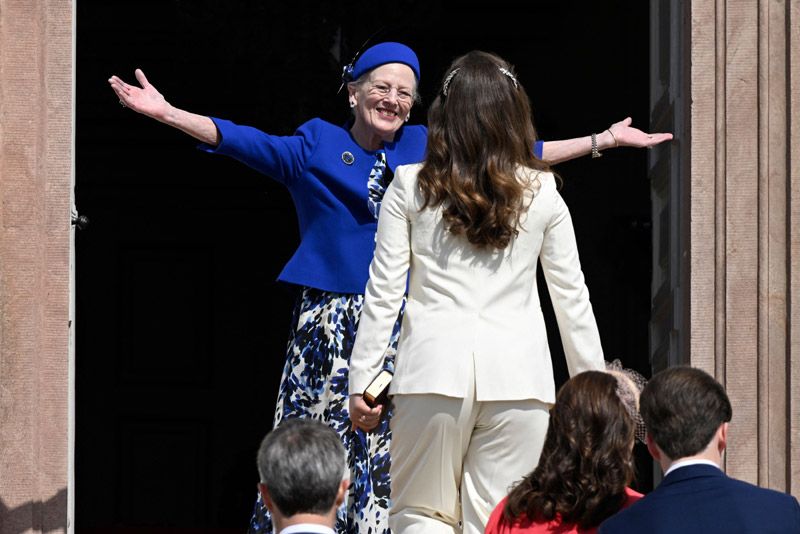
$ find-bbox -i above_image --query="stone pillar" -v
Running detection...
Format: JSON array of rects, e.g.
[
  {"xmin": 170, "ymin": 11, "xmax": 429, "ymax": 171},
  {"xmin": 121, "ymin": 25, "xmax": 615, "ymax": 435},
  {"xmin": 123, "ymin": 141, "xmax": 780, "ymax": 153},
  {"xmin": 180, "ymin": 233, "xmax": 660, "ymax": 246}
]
[
  {"xmin": 788, "ymin": 0, "xmax": 800, "ymax": 495},
  {"xmin": 688, "ymin": 0, "xmax": 799, "ymax": 495},
  {"xmin": 0, "ymin": 0, "xmax": 74, "ymax": 532}
]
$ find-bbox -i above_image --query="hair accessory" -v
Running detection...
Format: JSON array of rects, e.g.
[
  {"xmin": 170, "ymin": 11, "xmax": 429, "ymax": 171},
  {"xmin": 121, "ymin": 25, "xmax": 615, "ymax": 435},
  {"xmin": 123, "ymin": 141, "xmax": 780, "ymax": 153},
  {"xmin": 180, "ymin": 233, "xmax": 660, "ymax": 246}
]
[
  {"xmin": 498, "ymin": 67, "xmax": 518, "ymax": 89},
  {"xmin": 442, "ymin": 68, "xmax": 460, "ymax": 96},
  {"xmin": 605, "ymin": 359, "xmax": 647, "ymax": 443},
  {"xmin": 591, "ymin": 132, "xmax": 602, "ymax": 158},
  {"xmin": 338, "ymin": 28, "xmax": 388, "ymax": 93},
  {"xmin": 442, "ymin": 66, "xmax": 519, "ymax": 97}
]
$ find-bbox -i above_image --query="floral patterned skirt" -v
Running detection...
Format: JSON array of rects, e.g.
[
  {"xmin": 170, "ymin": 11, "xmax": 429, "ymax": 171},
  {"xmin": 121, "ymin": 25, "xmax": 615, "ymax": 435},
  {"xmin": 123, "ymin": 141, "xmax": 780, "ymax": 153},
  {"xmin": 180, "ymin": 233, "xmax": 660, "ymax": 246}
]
[{"xmin": 248, "ymin": 286, "xmax": 402, "ymax": 534}]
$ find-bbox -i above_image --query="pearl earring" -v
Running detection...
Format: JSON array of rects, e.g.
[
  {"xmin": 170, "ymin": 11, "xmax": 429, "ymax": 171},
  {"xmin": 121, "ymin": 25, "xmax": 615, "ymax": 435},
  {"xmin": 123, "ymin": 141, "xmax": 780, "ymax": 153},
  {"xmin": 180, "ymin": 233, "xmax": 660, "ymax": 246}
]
[
  {"xmin": 405, "ymin": 112, "xmax": 410, "ymax": 122},
  {"xmin": 350, "ymin": 100, "xmax": 356, "ymax": 108}
]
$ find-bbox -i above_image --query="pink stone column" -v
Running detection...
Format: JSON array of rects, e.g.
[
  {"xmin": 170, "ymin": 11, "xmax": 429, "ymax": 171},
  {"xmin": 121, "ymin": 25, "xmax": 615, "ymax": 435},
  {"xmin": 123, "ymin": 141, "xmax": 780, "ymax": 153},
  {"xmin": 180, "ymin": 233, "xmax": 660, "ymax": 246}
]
[{"xmin": 0, "ymin": 0, "xmax": 74, "ymax": 532}]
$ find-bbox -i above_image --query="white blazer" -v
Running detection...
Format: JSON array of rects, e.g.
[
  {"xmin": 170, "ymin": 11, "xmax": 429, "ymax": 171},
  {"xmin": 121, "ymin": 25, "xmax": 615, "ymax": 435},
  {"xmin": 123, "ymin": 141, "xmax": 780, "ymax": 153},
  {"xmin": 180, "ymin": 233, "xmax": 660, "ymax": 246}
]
[{"xmin": 349, "ymin": 163, "xmax": 604, "ymax": 404}]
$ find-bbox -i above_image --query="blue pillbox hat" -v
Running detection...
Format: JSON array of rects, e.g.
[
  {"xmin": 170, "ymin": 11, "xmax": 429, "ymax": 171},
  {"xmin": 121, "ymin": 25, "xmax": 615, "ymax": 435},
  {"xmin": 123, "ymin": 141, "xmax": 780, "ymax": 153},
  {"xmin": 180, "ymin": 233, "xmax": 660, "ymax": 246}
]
[{"xmin": 350, "ymin": 42, "xmax": 420, "ymax": 81}]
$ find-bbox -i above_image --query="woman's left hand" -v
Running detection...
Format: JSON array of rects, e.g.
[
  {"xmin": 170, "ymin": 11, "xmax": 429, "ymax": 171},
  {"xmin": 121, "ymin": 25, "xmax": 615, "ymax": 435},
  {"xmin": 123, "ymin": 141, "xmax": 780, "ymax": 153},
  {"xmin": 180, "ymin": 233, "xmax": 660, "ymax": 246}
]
[
  {"xmin": 349, "ymin": 394, "xmax": 383, "ymax": 432},
  {"xmin": 607, "ymin": 117, "xmax": 673, "ymax": 148}
]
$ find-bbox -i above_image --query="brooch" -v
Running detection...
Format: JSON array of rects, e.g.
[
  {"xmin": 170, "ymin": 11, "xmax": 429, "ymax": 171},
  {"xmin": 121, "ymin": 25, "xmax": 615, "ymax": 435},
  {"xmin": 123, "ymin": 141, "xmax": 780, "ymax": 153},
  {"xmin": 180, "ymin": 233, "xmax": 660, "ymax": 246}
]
[{"xmin": 341, "ymin": 151, "xmax": 355, "ymax": 165}]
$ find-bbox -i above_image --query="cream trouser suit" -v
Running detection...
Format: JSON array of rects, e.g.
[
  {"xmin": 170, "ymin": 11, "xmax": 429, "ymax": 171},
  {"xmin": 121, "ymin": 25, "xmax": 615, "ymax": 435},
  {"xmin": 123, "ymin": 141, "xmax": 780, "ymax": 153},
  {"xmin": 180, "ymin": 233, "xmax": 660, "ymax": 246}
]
[{"xmin": 349, "ymin": 165, "xmax": 605, "ymax": 534}]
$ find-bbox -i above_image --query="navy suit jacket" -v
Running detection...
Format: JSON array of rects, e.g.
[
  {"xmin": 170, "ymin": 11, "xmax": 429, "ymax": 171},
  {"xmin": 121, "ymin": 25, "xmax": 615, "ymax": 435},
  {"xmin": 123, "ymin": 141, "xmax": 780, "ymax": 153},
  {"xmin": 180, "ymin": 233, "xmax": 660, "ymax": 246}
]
[{"xmin": 599, "ymin": 464, "xmax": 800, "ymax": 534}]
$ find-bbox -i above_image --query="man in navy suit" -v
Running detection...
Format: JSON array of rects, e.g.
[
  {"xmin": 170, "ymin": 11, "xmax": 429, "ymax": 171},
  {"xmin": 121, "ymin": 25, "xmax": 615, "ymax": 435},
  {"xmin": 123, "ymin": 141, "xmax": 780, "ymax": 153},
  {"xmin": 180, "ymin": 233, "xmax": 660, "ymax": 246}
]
[
  {"xmin": 600, "ymin": 366, "xmax": 800, "ymax": 534},
  {"xmin": 256, "ymin": 419, "xmax": 349, "ymax": 534}
]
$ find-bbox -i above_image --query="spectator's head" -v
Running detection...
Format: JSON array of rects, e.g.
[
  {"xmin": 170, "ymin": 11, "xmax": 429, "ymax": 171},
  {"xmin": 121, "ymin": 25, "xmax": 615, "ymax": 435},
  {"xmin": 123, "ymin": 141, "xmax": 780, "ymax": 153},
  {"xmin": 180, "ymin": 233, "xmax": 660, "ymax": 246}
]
[
  {"xmin": 504, "ymin": 371, "xmax": 636, "ymax": 529},
  {"xmin": 257, "ymin": 419, "xmax": 349, "ymax": 528},
  {"xmin": 640, "ymin": 366, "xmax": 732, "ymax": 463}
]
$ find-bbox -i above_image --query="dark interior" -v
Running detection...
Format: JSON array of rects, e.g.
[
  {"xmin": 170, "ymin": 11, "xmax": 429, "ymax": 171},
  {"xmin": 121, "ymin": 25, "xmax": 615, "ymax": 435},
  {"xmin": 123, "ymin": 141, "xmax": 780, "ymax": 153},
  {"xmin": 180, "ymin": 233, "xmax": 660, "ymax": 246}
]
[{"xmin": 76, "ymin": 1, "xmax": 653, "ymax": 531}]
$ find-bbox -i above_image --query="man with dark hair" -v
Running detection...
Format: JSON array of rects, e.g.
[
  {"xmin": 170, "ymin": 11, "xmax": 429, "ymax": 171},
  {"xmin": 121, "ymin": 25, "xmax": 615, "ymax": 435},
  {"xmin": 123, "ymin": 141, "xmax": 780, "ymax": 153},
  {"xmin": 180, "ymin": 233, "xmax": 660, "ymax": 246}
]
[
  {"xmin": 600, "ymin": 366, "xmax": 800, "ymax": 534},
  {"xmin": 257, "ymin": 419, "xmax": 349, "ymax": 534}
]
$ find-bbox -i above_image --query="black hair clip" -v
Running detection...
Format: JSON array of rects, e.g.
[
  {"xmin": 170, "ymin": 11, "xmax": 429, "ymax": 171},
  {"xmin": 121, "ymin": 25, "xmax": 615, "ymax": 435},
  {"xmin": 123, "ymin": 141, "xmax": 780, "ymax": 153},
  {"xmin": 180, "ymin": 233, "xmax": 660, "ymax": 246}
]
[{"xmin": 341, "ymin": 63, "xmax": 355, "ymax": 86}]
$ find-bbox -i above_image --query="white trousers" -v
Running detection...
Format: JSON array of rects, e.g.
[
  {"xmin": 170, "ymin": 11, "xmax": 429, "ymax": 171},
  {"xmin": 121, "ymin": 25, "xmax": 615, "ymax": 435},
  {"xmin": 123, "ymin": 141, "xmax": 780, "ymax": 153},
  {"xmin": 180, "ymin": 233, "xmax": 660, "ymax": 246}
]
[{"xmin": 388, "ymin": 360, "xmax": 550, "ymax": 534}]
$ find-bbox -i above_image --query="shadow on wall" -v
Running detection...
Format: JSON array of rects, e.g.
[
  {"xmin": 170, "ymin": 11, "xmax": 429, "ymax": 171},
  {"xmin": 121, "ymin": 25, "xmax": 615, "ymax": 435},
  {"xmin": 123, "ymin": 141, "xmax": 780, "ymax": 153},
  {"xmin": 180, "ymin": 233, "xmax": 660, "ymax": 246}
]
[{"xmin": 0, "ymin": 488, "xmax": 68, "ymax": 533}]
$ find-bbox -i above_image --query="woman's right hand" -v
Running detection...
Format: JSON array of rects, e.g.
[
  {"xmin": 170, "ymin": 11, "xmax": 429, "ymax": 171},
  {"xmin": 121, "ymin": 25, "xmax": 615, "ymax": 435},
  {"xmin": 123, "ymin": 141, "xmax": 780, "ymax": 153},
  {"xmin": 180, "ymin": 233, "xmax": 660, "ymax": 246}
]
[
  {"xmin": 349, "ymin": 394, "xmax": 383, "ymax": 432},
  {"xmin": 108, "ymin": 69, "xmax": 171, "ymax": 122},
  {"xmin": 107, "ymin": 68, "xmax": 219, "ymax": 145}
]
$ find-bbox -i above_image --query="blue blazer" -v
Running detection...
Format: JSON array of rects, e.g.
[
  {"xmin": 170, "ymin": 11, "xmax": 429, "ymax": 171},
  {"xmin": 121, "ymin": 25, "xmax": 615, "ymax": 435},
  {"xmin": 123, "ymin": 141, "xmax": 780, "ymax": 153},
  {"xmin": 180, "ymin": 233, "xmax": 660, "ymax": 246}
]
[
  {"xmin": 200, "ymin": 117, "xmax": 427, "ymax": 294},
  {"xmin": 599, "ymin": 464, "xmax": 800, "ymax": 534}
]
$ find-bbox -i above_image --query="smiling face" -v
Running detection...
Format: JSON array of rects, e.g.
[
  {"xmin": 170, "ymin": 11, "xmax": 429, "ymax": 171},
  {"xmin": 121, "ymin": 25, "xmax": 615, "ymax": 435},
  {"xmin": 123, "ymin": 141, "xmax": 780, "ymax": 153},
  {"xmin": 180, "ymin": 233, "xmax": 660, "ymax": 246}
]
[{"xmin": 348, "ymin": 63, "xmax": 416, "ymax": 148}]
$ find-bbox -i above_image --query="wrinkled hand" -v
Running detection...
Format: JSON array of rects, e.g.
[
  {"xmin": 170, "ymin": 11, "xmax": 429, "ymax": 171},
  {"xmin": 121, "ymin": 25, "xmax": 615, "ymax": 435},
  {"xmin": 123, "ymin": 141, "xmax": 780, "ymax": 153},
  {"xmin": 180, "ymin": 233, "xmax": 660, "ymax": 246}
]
[
  {"xmin": 349, "ymin": 394, "xmax": 383, "ymax": 432},
  {"xmin": 108, "ymin": 69, "xmax": 171, "ymax": 121},
  {"xmin": 608, "ymin": 117, "xmax": 673, "ymax": 148}
]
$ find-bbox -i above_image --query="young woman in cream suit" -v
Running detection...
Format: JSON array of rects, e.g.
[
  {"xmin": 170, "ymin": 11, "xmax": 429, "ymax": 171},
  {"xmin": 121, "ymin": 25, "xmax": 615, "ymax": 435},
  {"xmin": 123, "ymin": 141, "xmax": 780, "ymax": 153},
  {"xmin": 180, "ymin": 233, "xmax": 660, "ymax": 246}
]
[{"xmin": 348, "ymin": 51, "xmax": 606, "ymax": 534}]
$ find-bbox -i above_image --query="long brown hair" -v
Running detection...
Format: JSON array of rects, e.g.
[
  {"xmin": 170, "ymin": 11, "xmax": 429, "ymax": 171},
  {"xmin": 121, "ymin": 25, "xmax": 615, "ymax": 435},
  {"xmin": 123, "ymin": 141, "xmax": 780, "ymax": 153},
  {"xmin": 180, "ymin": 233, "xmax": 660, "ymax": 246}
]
[
  {"xmin": 504, "ymin": 371, "xmax": 636, "ymax": 529},
  {"xmin": 417, "ymin": 51, "xmax": 549, "ymax": 249}
]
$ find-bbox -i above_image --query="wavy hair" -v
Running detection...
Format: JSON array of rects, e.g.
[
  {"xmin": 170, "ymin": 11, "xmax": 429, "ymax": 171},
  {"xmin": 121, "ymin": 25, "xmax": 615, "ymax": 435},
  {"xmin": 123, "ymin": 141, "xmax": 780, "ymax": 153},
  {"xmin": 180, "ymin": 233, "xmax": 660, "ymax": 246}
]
[
  {"xmin": 417, "ymin": 51, "xmax": 549, "ymax": 249},
  {"xmin": 503, "ymin": 371, "xmax": 636, "ymax": 529}
]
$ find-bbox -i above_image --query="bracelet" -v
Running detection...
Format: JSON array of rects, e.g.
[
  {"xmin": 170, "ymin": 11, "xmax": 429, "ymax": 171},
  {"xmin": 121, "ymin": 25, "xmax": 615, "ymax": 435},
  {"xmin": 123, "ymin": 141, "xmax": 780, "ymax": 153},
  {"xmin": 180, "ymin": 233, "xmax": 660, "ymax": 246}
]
[
  {"xmin": 591, "ymin": 133, "xmax": 602, "ymax": 158},
  {"xmin": 607, "ymin": 128, "xmax": 618, "ymax": 147}
]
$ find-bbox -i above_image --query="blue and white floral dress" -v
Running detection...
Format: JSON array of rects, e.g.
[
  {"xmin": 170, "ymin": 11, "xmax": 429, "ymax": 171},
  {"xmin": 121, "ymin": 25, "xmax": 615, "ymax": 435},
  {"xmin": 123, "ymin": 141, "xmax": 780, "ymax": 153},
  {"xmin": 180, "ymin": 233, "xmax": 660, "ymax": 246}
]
[
  {"xmin": 249, "ymin": 150, "xmax": 401, "ymax": 534},
  {"xmin": 199, "ymin": 120, "xmax": 427, "ymax": 534}
]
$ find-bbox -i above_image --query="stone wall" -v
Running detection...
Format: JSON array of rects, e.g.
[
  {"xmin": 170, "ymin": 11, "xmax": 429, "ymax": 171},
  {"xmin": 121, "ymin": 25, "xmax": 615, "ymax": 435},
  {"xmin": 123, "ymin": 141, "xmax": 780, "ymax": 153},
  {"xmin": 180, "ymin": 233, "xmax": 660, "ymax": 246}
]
[
  {"xmin": 689, "ymin": 0, "xmax": 799, "ymax": 495},
  {"xmin": 0, "ymin": 0, "xmax": 74, "ymax": 532}
]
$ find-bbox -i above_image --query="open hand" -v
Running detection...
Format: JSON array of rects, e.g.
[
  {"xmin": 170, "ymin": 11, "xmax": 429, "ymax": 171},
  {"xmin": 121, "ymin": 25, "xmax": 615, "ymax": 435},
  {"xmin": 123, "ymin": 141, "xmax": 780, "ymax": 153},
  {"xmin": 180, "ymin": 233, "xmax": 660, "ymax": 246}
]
[
  {"xmin": 108, "ymin": 69, "xmax": 171, "ymax": 121},
  {"xmin": 608, "ymin": 117, "xmax": 673, "ymax": 148}
]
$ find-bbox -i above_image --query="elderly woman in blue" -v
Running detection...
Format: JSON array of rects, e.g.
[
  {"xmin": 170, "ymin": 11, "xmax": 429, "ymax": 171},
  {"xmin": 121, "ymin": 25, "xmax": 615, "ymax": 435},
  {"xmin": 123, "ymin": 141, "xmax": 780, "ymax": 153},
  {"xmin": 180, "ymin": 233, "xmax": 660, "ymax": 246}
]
[{"xmin": 108, "ymin": 42, "xmax": 671, "ymax": 534}]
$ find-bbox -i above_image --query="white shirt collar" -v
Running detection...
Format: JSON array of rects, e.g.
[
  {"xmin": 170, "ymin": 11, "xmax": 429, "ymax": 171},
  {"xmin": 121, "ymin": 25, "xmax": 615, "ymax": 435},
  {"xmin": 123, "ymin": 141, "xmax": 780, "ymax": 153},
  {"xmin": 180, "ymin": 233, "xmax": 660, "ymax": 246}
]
[
  {"xmin": 278, "ymin": 524, "xmax": 336, "ymax": 534},
  {"xmin": 664, "ymin": 458, "xmax": 721, "ymax": 478}
]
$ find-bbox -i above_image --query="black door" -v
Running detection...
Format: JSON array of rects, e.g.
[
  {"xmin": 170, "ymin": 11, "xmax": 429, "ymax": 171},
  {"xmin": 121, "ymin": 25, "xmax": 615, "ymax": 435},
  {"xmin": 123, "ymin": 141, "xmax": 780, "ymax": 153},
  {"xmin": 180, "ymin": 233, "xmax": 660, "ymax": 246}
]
[{"xmin": 76, "ymin": 1, "xmax": 653, "ymax": 530}]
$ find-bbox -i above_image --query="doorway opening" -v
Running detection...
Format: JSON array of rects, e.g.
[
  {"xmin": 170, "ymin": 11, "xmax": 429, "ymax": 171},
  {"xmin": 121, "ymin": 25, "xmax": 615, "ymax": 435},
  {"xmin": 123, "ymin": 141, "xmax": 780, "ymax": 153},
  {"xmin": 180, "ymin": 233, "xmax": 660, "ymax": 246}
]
[{"xmin": 76, "ymin": 1, "xmax": 653, "ymax": 530}]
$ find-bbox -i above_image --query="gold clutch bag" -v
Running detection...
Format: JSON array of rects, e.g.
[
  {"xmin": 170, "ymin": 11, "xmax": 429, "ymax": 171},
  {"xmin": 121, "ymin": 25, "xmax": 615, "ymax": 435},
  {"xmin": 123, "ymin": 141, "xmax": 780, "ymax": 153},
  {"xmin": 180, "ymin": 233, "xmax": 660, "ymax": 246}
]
[{"xmin": 363, "ymin": 370, "xmax": 392, "ymax": 407}]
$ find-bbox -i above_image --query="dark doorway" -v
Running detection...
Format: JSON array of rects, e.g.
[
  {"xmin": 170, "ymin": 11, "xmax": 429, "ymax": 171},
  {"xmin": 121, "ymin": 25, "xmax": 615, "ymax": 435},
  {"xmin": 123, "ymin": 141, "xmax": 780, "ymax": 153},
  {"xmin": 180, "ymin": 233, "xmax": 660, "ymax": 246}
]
[{"xmin": 76, "ymin": 1, "xmax": 652, "ymax": 531}]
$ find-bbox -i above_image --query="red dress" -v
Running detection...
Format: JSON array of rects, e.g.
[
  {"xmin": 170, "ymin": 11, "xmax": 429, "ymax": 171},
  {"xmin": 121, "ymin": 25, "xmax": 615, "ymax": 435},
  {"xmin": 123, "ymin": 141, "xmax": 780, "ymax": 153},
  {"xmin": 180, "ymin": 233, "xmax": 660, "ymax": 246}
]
[{"xmin": 484, "ymin": 487, "xmax": 643, "ymax": 534}]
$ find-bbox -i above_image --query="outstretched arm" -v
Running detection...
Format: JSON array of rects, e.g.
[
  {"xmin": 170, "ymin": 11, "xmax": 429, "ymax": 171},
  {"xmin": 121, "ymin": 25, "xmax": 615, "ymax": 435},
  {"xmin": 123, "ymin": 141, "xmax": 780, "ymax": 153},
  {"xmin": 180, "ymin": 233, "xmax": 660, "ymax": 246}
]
[
  {"xmin": 539, "ymin": 184, "xmax": 605, "ymax": 375},
  {"xmin": 108, "ymin": 69, "xmax": 219, "ymax": 146},
  {"xmin": 539, "ymin": 117, "xmax": 673, "ymax": 165}
]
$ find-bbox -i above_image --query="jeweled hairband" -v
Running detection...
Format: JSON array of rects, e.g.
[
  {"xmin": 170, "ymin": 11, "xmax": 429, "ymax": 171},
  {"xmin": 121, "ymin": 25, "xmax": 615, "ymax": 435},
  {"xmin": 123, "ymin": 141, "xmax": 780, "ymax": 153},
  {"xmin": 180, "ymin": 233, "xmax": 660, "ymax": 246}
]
[{"xmin": 442, "ymin": 66, "xmax": 519, "ymax": 96}]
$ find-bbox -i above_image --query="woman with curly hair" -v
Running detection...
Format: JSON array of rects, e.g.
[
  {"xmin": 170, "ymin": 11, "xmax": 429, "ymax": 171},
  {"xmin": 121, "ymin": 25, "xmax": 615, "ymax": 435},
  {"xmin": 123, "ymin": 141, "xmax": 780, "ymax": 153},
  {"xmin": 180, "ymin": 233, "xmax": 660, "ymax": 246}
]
[
  {"xmin": 347, "ymin": 50, "xmax": 607, "ymax": 534},
  {"xmin": 485, "ymin": 370, "xmax": 642, "ymax": 534}
]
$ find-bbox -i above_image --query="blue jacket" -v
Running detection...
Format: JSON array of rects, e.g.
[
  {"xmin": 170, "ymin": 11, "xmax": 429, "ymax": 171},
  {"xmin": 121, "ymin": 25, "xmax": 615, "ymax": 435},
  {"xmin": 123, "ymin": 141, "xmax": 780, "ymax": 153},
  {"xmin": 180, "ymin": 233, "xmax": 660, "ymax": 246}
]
[
  {"xmin": 201, "ymin": 117, "xmax": 544, "ymax": 294},
  {"xmin": 599, "ymin": 464, "xmax": 800, "ymax": 534}
]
